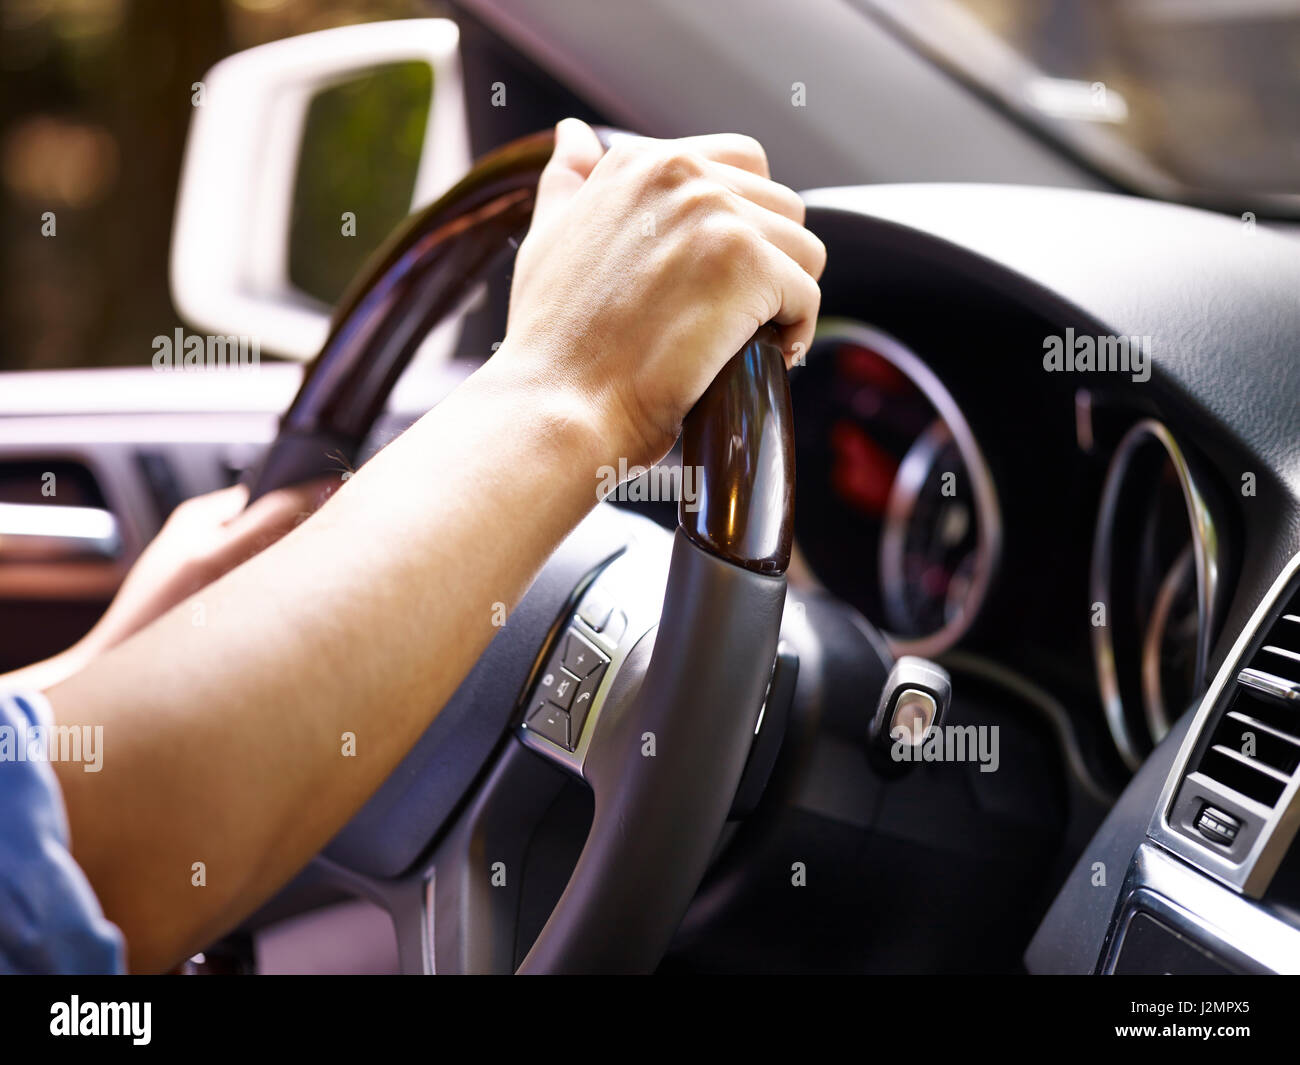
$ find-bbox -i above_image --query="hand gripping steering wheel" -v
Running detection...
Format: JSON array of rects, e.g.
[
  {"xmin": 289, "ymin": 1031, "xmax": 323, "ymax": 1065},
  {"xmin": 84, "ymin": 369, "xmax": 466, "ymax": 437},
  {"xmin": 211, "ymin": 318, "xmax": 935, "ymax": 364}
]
[{"xmin": 246, "ymin": 129, "xmax": 796, "ymax": 973}]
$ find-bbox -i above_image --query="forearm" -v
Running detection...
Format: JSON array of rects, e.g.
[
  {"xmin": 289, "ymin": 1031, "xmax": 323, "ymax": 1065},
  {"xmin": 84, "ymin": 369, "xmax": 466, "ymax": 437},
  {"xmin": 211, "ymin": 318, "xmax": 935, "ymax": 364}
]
[
  {"xmin": 0, "ymin": 640, "xmax": 96, "ymax": 692},
  {"xmin": 47, "ymin": 351, "xmax": 605, "ymax": 971}
]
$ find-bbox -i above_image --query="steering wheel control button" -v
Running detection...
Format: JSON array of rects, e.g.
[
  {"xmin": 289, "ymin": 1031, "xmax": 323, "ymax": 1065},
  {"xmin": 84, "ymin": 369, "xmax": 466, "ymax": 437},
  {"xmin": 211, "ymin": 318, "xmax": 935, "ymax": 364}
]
[
  {"xmin": 538, "ymin": 668, "xmax": 579, "ymax": 710},
  {"xmin": 1195, "ymin": 805, "xmax": 1242, "ymax": 845},
  {"xmin": 523, "ymin": 626, "xmax": 611, "ymax": 756},
  {"xmin": 599, "ymin": 609, "xmax": 628, "ymax": 647},
  {"xmin": 527, "ymin": 701, "xmax": 572, "ymax": 749},
  {"xmin": 568, "ymin": 661, "xmax": 608, "ymax": 738},
  {"xmin": 563, "ymin": 630, "xmax": 607, "ymax": 679},
  {"xmin": 577, "ymin": 587, "xmax": 616, "ymax": 633}
]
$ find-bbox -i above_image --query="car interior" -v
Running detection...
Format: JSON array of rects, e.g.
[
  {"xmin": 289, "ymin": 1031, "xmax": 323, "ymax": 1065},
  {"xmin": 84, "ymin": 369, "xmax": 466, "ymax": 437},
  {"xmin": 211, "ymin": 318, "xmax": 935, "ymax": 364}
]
[{"xmin": 2, "ymin": 0, "xmax": 1299, "ymax": 976}]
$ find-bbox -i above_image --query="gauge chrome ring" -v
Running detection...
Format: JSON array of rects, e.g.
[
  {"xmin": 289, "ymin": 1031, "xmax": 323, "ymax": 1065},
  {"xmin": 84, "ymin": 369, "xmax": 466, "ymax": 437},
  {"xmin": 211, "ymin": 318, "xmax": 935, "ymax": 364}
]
[{"xmin": 1091, "ymin": 418, "xmax": 1221, "ymax": 771}]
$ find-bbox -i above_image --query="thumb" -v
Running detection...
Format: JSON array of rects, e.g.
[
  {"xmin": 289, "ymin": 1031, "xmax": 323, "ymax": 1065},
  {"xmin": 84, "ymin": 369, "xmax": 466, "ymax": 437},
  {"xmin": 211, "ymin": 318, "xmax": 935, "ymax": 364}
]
[{"xmin": 534, "ymin": 117, "xmax": 605, "ymax": 225}]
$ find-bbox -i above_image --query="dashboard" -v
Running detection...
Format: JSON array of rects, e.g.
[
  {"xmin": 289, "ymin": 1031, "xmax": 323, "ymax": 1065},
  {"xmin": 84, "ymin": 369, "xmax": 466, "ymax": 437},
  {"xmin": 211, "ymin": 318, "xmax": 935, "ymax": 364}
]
[
  {"xmin": 785, "ymin": 183, "xmax": 1300, "ymax": 975},
  {"xmin": 791, "ymin": 183, "xmax": 1300, "ymax": 973}
]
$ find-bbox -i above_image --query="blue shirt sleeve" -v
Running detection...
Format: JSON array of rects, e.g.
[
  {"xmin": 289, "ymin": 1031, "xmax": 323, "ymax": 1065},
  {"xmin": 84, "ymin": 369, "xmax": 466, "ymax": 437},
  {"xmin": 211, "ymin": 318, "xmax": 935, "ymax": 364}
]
[{"xmin": 0, "ymin": 688, "xmax": 125, "ymax": 974}]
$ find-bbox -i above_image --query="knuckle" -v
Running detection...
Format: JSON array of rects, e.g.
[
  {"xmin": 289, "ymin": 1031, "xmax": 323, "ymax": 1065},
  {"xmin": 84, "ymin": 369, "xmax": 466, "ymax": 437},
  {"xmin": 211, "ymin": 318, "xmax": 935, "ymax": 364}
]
[
  {"xmin": 726, "ymin": 133, "xmax": 767, "ymax": 169},
  {"xmin": 676, "ymin": 179, "xmax": 732, "ymax": 218},
  {"xmin": 705, "ymin": 217, "xmax": 762, "ymax": 271},
  {"xmin": 646, "ymin": 148, "xmax": 707, "ymax": 188}
]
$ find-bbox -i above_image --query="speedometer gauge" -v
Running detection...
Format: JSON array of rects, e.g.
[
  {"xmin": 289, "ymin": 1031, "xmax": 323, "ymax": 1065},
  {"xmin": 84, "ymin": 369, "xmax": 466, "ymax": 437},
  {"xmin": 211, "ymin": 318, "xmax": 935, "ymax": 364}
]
[
  {"xmin": 791, "ymin": 319, "xmax": 1000, "ymax": 657},
  {"xmin": 1090, "ymin": 419, "xmax": 1227, "ymax": 771}
]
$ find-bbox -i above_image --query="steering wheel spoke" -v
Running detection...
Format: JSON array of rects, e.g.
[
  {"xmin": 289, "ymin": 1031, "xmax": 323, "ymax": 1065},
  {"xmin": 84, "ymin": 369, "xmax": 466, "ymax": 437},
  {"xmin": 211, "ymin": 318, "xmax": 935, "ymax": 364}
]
[{"xmin": 517, "ymin": 534, "xmax": 671, "ymax": 777}]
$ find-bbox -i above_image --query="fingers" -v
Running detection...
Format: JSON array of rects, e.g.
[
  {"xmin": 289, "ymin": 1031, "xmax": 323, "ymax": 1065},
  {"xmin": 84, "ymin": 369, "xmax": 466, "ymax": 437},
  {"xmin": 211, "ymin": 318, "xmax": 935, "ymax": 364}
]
[
  {"xmin": 703, "ymin": 160, "xmax": 804, "ymax": 224},
  {"xmin": 534, "ymin": 118, "xmax": 605, "ymax": 226},
  {"xmin": 194, "ymin": 476, "xmax": 336, "ymax": 577},
  {"xmin": 162, "ymin": 484, "xmax": 247, "ymax": 532},
  {"xmin": 611, "ymin": 139, "xmax": 819, "ymax": 280},
  {"xmin": 759, "ymin": 242, "xmax": 823, "ymax": 369},
  {"xmin": 650, "ymin": 132, "xmax": 770, "ymax": 177},
  {"xmin": 729, "ymin": 193, "xmax": 825, "ymax": 281},
  {"xmin": 232, "ymin": 476, "xmax": 339, "ymax": 536},
  {"xmin": 539, "ymin": 122, "xmax": 797, "ymax": 238},
  {"xmin": 685, "ymin": 157, "xmax": 823, "ymax": 360},
  {"xmin": 600, "ymin": 137, "xmax": 822, "ymax": 297},
  {"xmin": 621, "ymin": 140, "xmax": 822, "ymax": 366}
]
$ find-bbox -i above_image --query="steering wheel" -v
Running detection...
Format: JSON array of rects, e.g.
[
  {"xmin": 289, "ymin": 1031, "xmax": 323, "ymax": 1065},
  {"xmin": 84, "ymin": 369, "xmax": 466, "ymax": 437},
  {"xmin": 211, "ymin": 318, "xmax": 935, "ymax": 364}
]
[{"xmin": 244, "ymin": 129, "xmax": 798, "ymax": 973}]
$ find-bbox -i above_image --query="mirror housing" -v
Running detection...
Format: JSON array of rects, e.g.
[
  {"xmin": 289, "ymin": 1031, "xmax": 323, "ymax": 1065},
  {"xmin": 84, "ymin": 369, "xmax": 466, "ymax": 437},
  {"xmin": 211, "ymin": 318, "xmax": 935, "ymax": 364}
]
[{"xmin": 169, "ymin": 19, "xmax": 470, "ymax": 360}]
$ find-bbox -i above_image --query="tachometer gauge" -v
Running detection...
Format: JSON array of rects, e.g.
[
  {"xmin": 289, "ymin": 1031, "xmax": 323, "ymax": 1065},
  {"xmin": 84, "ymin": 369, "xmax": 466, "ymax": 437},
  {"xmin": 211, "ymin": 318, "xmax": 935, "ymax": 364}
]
[
  {"xmin": 791, "ymin": 319, "xmax": 1000, "ymax": 657},
  {"xmin": 1090, "ymin": 419, "xmax": 1227, "ymax": 771}
]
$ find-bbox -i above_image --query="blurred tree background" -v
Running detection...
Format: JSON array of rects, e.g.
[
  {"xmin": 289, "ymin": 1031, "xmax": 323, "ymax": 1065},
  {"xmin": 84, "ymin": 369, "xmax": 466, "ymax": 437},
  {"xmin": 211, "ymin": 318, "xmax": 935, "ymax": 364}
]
[{"xmin": 0, "ymin": 0, "xmax": 429, "ymax": 372}]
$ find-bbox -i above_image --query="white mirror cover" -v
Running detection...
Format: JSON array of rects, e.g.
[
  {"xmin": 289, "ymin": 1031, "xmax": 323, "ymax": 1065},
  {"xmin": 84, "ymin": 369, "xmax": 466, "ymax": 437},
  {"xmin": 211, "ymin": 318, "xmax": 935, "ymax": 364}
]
[{"xmin": 169, "ymin": 19, "xmax": 470, "ymax": 361}]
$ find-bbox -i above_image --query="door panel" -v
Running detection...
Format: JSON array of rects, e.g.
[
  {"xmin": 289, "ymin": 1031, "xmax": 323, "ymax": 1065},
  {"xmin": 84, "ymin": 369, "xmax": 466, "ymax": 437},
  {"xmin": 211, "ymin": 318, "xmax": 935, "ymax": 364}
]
[{"xmin": 0, "ymin": 363, "xmax": 465, "ymax": 672}]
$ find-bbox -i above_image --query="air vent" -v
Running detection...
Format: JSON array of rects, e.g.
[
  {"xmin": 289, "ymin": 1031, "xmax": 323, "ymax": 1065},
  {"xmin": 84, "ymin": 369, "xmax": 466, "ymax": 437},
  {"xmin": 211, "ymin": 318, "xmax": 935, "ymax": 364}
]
[
  {"xmin": 1149, "ymin": 547, "xmax": 1300, "ymax": 897},
  {"xmin": 1151, "ymin": 570, "xmax": 1300, "ymax": 896},
  {"xmin": 1190, "ymin": 594, "xmax": 1300, "ymax": 810},
  {"xmin": 1242, "ymin": 611, "xmax": 1300, "ymax": 695}
]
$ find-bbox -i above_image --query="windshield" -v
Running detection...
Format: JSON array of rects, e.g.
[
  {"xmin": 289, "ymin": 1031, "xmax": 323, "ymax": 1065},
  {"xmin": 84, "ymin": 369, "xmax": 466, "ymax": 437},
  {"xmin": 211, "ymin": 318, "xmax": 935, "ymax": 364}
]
[{"xmin": 865, "ymin": 0, "xmax": 1300, "ymax": 214}]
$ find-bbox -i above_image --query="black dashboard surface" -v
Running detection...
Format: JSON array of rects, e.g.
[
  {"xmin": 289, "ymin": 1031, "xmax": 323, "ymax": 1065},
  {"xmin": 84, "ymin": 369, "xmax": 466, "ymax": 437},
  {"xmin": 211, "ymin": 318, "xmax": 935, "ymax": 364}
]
[{"xmin": 802, "ymin": 185, "xmax": 1300, "ymax": 972}]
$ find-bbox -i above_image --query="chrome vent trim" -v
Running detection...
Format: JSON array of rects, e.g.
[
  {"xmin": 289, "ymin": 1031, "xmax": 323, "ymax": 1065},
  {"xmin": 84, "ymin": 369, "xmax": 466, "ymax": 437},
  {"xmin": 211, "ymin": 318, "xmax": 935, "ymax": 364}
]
[
  {"xmin": 1239, "ymin": 668, "xmax": 1300, "ymax": 703},
  {"xmin": 1150, "ymin": 548, "xmax": 1300, "ymax": 896}
]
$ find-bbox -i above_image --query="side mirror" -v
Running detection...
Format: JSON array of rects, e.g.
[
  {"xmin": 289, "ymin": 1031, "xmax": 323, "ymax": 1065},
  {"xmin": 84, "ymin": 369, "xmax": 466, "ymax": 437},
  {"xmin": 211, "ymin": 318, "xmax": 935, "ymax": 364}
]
[{"xmin": 169, "ymin": 19, "xmax": 470, "ymax": 360}]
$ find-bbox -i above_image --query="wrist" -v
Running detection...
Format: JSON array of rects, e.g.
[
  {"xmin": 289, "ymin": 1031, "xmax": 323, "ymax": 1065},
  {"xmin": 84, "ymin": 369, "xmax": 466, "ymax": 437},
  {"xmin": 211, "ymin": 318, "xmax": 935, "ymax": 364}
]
[{"xmin": 467, "ymin": 341, "xmax": 614, "ymax": 501}]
